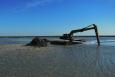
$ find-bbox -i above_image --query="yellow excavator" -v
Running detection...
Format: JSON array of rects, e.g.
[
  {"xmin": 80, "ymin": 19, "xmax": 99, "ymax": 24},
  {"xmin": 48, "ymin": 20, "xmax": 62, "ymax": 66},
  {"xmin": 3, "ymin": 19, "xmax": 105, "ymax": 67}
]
[{"xmin": 60, "ymin": 24, "xmax": 100, "ymax": 46}]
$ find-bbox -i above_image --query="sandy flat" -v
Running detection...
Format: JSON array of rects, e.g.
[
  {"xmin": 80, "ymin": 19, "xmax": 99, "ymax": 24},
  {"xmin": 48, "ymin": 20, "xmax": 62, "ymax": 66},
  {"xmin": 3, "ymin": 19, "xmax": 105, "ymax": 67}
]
[{"xmin": 0, "ymin": 44, "xmax": 115, "ymax": 77}]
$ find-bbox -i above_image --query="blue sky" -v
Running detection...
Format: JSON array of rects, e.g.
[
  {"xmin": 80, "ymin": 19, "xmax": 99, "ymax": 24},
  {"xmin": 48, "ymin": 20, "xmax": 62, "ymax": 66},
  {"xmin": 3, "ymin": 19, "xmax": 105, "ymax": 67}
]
[{"xmin": 0, "ymin": 0, "xmax": 115, "ymax": 36}]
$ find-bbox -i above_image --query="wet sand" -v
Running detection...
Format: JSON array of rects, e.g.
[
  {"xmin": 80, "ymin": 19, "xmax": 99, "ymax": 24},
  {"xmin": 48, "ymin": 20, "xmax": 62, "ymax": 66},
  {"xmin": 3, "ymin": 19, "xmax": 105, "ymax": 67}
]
[{"xmin": 0, "ymin": 44, "xmax": 115, "ymax": 77}]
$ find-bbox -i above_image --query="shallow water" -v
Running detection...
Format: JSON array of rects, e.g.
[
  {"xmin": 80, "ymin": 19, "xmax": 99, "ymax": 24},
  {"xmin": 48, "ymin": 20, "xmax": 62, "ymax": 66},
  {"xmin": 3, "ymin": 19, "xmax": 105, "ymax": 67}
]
[
  {"xmin": 0, "ymin": 36, "xmax": 115, "ymax": 46},
  {"xmin": 0, "ymin": 45, "xmax": 115, "ymax": 77},
  {"xmin": 0, "ymin": 36, "xmax": 115, "ymax": 77}
]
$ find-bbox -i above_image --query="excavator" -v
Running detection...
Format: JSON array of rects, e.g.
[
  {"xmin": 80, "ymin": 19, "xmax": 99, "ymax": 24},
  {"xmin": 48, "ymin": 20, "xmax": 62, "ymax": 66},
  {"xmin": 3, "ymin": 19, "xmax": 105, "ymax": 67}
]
[
  {"xmin": 27, "ymin": 24, "xmax": 100, "ymax": 46},
  {"xmin": 60, "ymin": 24, "xmax": 100, "ymax": 46}
]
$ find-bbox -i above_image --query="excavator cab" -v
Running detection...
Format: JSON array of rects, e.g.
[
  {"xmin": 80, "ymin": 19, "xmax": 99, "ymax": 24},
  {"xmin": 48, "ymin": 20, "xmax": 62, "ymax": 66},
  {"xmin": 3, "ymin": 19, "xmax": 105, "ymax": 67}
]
[{"xmin": 60, "ymin": 34, "xmax": 70, "ymax": 40}]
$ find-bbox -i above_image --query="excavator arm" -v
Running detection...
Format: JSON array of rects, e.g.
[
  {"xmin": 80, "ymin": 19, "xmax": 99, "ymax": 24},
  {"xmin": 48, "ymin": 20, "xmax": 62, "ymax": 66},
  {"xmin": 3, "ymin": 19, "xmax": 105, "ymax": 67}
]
[{"xmin": 60, "ymin": 24, "xmax": 100, "ymax": 46}]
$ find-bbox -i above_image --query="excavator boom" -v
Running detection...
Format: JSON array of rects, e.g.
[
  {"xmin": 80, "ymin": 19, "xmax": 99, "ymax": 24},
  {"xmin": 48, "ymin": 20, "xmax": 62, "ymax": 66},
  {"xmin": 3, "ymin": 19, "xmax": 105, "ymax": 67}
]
[{"xmin": 60, "ymin": 24, "xmax": 100, "ymax": 46}]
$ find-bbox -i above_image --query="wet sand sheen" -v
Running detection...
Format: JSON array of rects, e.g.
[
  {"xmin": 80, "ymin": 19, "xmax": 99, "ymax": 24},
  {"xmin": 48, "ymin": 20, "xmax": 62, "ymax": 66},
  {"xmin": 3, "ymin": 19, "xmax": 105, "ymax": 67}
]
[{"xmin": 0, "ymin": 44, "xmax": 115, "ymax": 77}]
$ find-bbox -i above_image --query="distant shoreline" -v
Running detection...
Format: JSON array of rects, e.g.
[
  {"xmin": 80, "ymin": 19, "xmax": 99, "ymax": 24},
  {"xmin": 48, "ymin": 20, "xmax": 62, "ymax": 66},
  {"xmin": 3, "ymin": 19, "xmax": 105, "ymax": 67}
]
[{"xmin": 0, "ymin": 35, "xmax": 115, "ymax": 38}]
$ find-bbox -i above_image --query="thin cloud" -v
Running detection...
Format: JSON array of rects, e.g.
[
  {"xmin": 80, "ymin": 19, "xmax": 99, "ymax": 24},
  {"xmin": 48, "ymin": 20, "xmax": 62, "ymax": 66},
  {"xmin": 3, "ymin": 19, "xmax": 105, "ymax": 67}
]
[
  {"xmin": 15, "ymin": 0, "xmax": 63, "ymax": 12},
  {"xmin": 25, "ymin": 0, "xmax": 53, "ymax": 8}
]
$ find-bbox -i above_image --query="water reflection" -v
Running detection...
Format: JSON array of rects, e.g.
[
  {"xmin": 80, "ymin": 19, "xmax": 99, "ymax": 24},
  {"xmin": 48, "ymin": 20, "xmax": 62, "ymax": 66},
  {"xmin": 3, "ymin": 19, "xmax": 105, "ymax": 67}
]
[{"xmin": 85, "ymin": 40, "xmax": 115, "ymax": 46}]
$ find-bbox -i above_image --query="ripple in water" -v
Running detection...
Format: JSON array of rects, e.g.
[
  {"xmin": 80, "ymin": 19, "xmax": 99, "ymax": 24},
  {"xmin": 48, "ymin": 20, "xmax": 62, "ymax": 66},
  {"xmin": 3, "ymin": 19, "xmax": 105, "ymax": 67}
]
[{"xmin": 85, "ymin": 40, "xmax": 115, "ymax": 46}]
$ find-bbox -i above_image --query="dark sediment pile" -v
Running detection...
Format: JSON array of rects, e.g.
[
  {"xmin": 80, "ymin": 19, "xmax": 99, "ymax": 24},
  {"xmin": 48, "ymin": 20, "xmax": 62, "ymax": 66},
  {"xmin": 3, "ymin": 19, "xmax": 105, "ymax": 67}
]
[
  {"xmin": 26, "ymin": 37, "xmax": 48, "ymax": 47},
  {"xmin": 26, "ymin": 37, "xmax": 84, "ymax": 46},
  {"xmin": 50, "ymin": 40, "xmax": 82, "ymax": 45}
]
